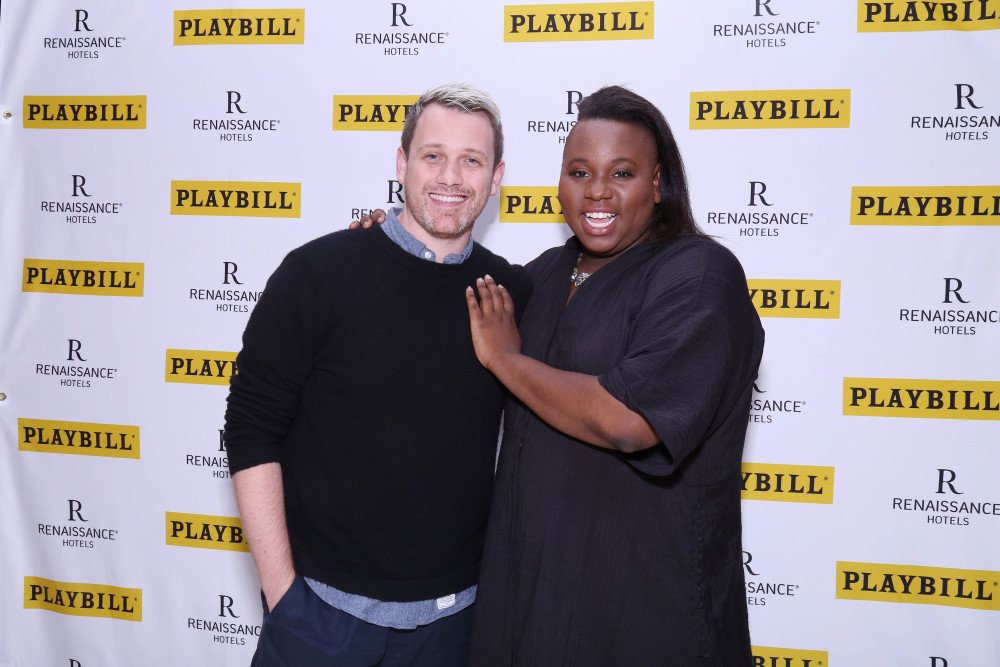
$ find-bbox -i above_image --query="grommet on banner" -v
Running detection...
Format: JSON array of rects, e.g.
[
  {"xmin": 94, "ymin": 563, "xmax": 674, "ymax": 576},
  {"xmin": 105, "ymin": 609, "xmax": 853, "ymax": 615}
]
[
  {"xmin": 0, "ymin": 392, "xmax": 7, "ymax": 400},
  {"xmin": 2, "ymin": 111, "xmax": 11, "ymax": 119}
]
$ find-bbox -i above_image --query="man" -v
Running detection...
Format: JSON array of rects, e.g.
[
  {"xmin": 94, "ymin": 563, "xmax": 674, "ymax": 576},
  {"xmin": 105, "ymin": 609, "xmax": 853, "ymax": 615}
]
[{"xmin": 225, "ymin": 84, "xmax": 530, "ymax": 666}]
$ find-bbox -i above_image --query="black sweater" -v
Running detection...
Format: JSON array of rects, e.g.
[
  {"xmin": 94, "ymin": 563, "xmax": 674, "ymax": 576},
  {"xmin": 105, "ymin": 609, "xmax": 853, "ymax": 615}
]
[{"xmin": 225, "ymin": 226, "xmax": 531, "ymax": 601}]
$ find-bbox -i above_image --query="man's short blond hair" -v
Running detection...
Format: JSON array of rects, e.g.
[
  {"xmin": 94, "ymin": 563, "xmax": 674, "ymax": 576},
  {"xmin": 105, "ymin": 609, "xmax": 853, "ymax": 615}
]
[{"xmin": 400, "ymin": 83, "xmax": 504, "ymax": 167}]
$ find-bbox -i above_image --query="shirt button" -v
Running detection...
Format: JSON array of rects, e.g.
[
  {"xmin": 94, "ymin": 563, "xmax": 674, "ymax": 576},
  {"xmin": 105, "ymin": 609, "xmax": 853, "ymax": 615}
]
[{"xmin": 423, "ymin": 251, "xmax": 433, "ymax": 259}]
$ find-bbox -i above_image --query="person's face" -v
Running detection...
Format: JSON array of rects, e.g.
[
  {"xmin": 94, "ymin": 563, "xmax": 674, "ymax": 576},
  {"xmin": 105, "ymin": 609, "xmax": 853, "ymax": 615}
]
[
  {"xmin": 558, "ymin": 119, "xmax": 661, "ymax": 259},
  {"xmin": 396, "ymin": 103, "xmax": 504, "ymax": 241}
]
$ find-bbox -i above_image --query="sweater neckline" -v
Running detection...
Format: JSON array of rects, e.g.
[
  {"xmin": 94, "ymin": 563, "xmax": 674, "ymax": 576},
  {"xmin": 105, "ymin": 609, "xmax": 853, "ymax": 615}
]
[{"xmin": 370, "ymin": 224, "xmax": 481, "ymax": 274}]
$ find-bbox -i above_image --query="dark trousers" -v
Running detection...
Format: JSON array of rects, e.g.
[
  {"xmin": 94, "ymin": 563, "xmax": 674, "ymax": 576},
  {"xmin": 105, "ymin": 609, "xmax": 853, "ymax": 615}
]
[{"xmin": 251, "ymin": 576, "xmax": 473, "ymax": 667}]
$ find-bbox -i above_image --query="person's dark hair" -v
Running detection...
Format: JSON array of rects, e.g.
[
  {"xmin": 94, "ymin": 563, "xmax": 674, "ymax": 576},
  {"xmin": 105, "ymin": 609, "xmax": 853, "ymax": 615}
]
[{"xmin": 575, "ymin": 86, "xmax": 704, "ymax": 242}]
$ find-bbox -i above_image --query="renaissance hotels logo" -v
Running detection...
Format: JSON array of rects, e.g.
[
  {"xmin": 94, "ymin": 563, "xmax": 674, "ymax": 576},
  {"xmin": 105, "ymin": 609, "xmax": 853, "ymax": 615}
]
[
  {"xmin": 851, "ymin": 186, "xmax": 1000, "ymax": 225},
  {"xmin": 23, "ymin": 96, "xmax": 145, "ymax": 129},
  {"xmin": 332, "ymin": 95, "xmax": 419, "ymax": 131},
  {"xmin": 174, "ymin": 9, "xmax": 305, "ymax": 45},
  {"xmin": 22, "ymin": 259, "xmax": 143, "ymax": 296},
  {"xmin": 24, "ymin": 577, "xmax": 142, "ymax": 621},
  {"xmin": 837, "ymin": 562, "xmax": 1000, "ymax": 611},
  {"xmin": 747, "ymin": 280, "xmax": 840, "ymax": 318},
  {"xmin": 751, "ymin": 646, "xmax": 828, "ymax": 667},
  {"xmin": 858, "ymin": 0, "xmax": 1000, "ymax": 32},
  {"xmin": 500, "ymin": 186, "xmax": 564, "ymax": 222},
  {"xmin": 504, "ymin": 2, "xmax": 654, "ymax": 42},
  {"xmin": 166, "ymin": 512, "xmax": 248, "ymax": 552},
  {"xmin": 690, "ymin": 90, "xmax": 850, "ymax": 129},
  {"xmin": 18, "ymin": 418, "xmax": 139, "ymax": 459},
  {"xmin": 165, "ymin": 349, "xmax": 238, "ymax": 385},
  {"xmin": 843, "ymin": 378, "xmax": 1000, "ymax": 420},
  {"xmin": 171, "ymin": 181, "xmax": 300, "ymax": 218},
  {"xmin": 741, "ymin": 463, "xmax": 834, "ymax": 504}
]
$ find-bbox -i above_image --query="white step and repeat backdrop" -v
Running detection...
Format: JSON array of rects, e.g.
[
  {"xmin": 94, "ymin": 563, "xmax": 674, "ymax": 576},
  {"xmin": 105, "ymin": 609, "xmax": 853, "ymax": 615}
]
[{"xmin": 1, "ymin": 1, "xmax": 998, "ymax": 665}]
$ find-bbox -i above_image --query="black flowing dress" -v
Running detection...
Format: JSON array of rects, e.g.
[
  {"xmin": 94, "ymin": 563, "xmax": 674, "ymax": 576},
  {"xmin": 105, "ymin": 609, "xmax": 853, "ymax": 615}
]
[{"xmin": 468, "ymin": 235, "xmax": 765, "ymax": 666}]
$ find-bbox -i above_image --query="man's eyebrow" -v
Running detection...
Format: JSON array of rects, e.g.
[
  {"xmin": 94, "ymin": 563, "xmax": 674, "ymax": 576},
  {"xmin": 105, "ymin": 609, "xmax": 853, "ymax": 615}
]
[{"xmin": 415, "ymin": 142, "xmax": 489, "ymax": 159}]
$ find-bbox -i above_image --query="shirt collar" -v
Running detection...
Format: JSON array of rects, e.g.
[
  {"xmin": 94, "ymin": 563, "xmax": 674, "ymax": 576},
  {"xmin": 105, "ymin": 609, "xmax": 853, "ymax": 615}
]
[{"xmin": 381, "ymin": 207, "xmax": 474, "ymax": 265}]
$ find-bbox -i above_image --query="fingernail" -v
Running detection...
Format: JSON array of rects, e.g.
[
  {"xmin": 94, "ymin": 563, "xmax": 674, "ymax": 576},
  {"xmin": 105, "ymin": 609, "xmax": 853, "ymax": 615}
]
[{"xmin": 485, "ymin": 274, "xmax": 493, "ymax": 282}]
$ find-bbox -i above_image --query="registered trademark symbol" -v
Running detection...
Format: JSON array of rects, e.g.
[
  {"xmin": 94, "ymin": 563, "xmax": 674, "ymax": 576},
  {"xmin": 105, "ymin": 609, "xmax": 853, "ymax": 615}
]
[
  {"xmin": 830, "ymin": 291, "xmax": 836, "ymax": 295},
  {"xmin": 823, "ymin": 476, "xmax": 829, "ymax": 481}
]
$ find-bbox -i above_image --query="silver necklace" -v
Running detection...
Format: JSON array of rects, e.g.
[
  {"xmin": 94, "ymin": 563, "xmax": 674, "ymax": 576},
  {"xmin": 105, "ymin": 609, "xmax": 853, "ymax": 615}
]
[{"xmin": 569, "ymin": 253, "xmax": 592, "ymax": 287}]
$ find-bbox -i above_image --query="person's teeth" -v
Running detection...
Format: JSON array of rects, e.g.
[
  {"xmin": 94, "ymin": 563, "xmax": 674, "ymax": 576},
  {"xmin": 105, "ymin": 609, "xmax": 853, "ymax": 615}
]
[{"xmin": 585, "ymin": 213, "xmax": 616, "ymax": 228}]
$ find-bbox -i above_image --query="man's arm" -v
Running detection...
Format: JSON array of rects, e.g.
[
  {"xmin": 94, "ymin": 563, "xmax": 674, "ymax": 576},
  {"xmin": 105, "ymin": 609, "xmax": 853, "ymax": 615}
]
[{"xmin": 233, "ymin": 462, "xmax": 296, "ymax": 609}]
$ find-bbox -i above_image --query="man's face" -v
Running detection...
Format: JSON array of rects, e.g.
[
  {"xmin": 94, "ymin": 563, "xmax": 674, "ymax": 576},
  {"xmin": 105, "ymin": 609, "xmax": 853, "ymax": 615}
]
[{"xmin": 396, "ymin": 103, "xmax": 505, "ymax": 242}]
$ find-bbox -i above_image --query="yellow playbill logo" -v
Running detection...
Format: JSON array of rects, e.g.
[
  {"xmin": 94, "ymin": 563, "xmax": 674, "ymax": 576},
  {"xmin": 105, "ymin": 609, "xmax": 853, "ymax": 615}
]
[
  {"xmin": 747, "ymin": 280, "xmax": 840, "ymax": 319},
  {"xmin": 22, "ymin": 259, "xmax": 143, "ymax": 296},
  {"xmin": 500, "ymin": 186, "xmax": 564, "ymax": 222},
  {"xmin": 690, "ymin": 90, "xmax": 850, "ymax": 129},
  {"xmin": 843, "ymin": 378, "xmax": 1000, "ymax": 420},
  {"xmin": 741, "ymin": 463, "xmax": 834, "ymax": 504},
  {"xmin": 851, "ymin": 186, "xmax": 1000, "ymax": 225},
  {"xmin": 23, "ymin": 95, "xmax": 146, "ymax": 129},
  {"xmin": 165, "ymin": 349, "xmax": 239, "ymax": 385},
  {"xmin": 171, "ymin": 181, "xmax": 301, "ymax": 218},
  {"xmin": 18, "ymin": 418, "xmax": 139, "ymax": 459},
  {"xmin": 174, "ymin": 9, "xmax": 305, "ymax": 44},
  {"xmin": 504, "ymin": 2, "xmax": 654, "ymax": 41},
  {"xmin": 837, "ymin": 561, "xmax": 1000, "ymax": 610},
  {"xmin": 332, "ymin": 95, "xmax": 419, "ymax": 131},
  {"xmin": 751, "ymin": 646, "xmax": 829, "ymax": 667},
  {"xmin": 24, "ymin": 577, "xmax": 142, "ymax": 621},
  {"xmin": 166, "ymin": 512, "xmax": 248, "ymax": 551},
  {"xmin": 858, "ymin": 0, "xmax": 1000, "ymax": 32}
]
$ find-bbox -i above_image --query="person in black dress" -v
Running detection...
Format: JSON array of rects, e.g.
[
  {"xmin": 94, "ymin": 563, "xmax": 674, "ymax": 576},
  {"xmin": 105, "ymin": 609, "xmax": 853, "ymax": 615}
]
[{"xmin": 464, "ymin": 86, "xmax": 764, "ymax": 666}]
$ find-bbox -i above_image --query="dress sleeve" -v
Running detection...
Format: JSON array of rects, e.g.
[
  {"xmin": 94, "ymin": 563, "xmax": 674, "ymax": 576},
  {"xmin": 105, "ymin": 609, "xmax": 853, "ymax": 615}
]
[
  {"xmin": 598, "ymin": 242, "xmax": 757, "ymax": 477},
  {"xmin": 510, "ymin": 265, "xmax": 534, "ymax": 324},
  {"xmin": 224, "ymin": 250, "xmax": 329, "ymax": 473}
]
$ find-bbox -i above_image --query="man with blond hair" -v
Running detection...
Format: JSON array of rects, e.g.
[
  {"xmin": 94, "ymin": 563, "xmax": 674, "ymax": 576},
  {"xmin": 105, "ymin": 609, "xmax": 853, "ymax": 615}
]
[{"xmin": 225, "ymin": 84, "xmax": 530, "ymax": 666}]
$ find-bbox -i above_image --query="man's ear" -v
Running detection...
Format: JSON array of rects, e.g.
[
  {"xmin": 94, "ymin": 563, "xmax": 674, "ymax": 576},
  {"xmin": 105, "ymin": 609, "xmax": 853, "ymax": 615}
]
[
  {"xmin": 396, "ymin": 146, "xmax": 407, "ymax": 183},
  {"xmin": 489, "ymin": 160, "xmax": 505, "ymax": 197}
]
